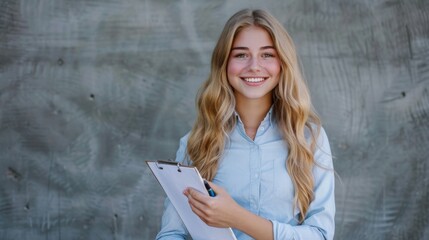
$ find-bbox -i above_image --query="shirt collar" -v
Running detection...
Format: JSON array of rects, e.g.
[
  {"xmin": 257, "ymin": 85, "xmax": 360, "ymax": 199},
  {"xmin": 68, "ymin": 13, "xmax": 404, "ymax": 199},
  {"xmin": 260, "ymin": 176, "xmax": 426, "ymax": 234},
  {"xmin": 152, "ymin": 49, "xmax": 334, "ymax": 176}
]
[{"xmin": 234, "ymin": 105, "xmax": 274, "ymax": 127}]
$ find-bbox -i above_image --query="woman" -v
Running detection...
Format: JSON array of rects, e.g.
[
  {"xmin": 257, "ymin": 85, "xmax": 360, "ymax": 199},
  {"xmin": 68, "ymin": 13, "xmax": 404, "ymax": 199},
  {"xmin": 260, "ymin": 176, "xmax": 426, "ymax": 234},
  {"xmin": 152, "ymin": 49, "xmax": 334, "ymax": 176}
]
[{"xmin": 156, "ymin": 9, "xmax": 335, "ymax": 240}]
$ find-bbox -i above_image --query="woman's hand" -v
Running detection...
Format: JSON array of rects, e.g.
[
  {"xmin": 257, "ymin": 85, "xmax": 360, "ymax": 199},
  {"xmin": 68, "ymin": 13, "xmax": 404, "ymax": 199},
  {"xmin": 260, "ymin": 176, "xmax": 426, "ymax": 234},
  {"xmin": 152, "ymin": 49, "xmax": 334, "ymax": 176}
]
[
  {"xmin": 184, "ymin": 181, "xmax": 274, "ymax": 239},
  {"xmin": 183, "ymin": 181, "xmax": 241, "ymax": 228}
]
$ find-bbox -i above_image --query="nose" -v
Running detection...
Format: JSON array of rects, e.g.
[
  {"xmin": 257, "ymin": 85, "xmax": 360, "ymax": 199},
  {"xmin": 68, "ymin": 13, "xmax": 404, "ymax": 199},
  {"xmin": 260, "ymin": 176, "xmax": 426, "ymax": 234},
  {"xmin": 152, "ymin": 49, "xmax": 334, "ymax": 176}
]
[{"xmin": 248, "ymin": 57, "xmax": 261, "ymax": 72}]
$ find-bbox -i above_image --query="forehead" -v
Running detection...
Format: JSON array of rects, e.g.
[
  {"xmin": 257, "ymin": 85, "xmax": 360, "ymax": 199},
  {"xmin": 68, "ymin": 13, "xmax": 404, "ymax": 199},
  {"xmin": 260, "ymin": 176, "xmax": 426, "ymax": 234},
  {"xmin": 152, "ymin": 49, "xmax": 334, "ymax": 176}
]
[{"xmin": 232, "ymin": 25, "xmax": 274, "ymax": 47}]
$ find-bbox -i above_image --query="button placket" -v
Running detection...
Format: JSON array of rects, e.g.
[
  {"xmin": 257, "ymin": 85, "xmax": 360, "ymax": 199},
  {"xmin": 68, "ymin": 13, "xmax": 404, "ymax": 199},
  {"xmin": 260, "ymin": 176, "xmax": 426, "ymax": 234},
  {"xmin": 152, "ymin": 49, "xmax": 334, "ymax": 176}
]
[{"xmin": 249, "ymin": 143, "xmax": 261, "ymax": 213}]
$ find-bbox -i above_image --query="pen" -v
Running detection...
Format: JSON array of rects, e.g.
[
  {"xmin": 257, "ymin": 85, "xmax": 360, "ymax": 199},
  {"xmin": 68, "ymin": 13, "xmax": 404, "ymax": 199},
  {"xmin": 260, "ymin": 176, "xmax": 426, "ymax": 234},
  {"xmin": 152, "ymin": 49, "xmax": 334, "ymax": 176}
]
[{"xmin": 204, "ymin": 180, "xmax": 216, "ymax": 197}]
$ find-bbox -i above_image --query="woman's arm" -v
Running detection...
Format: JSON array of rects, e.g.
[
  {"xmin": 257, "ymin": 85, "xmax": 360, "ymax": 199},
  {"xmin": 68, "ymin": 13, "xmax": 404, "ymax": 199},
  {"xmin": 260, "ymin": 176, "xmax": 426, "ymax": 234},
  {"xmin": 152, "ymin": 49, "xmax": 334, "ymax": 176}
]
[
  {"xmin": 272, "ymin": 127, "xmax": 335, "ymax": 240},
  {"xmin": 185, "ymin": 170, "xmax": 333, "ymax": 240}
]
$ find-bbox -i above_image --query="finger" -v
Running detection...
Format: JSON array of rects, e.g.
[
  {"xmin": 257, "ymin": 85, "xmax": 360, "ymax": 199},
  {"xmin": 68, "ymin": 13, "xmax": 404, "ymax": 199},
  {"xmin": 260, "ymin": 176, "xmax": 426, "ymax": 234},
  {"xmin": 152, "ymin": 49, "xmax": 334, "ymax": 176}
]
[
  {"xmin": 188, "ymin": 199, "xmax": 222, "ymax": 227},
  {"xmin": 206, "ymin": 181, "xmax": 223, "ymax": 194},
  {"xmin": 187, "ymin": 191, "xmax": 209, "ymax": 212},
  {"xmin": 187, "ymin": 187, "xmax": 210, "ymax": 203},
  {"xmin": 188, "ymin": 197, "xmax": 208, "ymax": 220}
]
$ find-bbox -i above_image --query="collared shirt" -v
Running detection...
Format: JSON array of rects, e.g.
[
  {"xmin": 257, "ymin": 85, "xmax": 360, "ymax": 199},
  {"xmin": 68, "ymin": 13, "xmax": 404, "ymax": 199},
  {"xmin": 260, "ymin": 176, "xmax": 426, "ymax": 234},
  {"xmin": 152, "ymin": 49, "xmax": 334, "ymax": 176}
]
[{"xmin": 156, "ymin": 109, "xmax": 335, "ymax": 240}]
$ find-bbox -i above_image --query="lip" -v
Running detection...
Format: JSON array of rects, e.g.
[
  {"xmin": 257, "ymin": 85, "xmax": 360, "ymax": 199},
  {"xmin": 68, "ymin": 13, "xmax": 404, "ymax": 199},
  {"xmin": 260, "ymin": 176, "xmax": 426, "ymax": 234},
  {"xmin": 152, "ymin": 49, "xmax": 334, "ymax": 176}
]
[{"xmin": 240, "ymin": 77, "xmax": 268, "ymax": 86}]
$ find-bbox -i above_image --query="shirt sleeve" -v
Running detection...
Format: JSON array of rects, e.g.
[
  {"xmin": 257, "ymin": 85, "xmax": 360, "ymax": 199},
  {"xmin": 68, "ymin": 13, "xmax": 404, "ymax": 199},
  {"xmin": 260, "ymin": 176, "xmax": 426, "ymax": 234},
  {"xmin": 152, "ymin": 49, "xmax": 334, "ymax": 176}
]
[
  {"xmin": 156, "ymin": 135, "xmax": 191, "ymax": 240},
  {"xmin": 272, "ymin": 127, "xmax": 336, "ymax": 240}
]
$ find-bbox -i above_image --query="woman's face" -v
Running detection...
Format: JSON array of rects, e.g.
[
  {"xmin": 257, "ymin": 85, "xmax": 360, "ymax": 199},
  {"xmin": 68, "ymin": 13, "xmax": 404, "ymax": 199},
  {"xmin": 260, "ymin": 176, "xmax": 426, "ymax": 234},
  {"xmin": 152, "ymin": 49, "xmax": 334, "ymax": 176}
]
[{"xmin": 227, "ymin": 25, "xmax": 281, "ymax": 103}]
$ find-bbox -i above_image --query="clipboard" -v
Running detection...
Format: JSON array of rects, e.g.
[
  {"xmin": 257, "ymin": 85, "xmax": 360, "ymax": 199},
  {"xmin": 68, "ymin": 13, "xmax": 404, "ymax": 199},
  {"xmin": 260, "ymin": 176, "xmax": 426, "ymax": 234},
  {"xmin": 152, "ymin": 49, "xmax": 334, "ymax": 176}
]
[{"xmin": 147, "ymin": 160, "xmax": 237, "ymax": 240}]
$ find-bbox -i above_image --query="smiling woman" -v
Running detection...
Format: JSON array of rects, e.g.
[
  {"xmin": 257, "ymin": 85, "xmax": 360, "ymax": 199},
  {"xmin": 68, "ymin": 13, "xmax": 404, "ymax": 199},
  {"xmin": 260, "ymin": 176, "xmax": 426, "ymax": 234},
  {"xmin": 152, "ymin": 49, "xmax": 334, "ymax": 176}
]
[{"xmin": 156, "ymin": 9, "xmax": 335, "ymax": 240}]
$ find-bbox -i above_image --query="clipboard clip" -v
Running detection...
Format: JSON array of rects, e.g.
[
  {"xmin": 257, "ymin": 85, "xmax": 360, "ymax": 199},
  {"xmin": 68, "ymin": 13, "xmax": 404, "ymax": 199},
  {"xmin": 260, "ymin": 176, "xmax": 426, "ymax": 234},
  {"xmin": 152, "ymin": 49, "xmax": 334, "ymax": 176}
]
[{"xmin": 155, "ymin": 160, "xmax": 182, "ymax": 172}]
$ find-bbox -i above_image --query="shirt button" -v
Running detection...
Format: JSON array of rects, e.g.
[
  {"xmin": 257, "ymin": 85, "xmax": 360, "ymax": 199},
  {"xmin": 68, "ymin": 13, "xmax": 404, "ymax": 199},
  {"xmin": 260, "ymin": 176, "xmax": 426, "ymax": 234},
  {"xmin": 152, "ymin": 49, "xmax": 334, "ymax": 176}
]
[{"xmin": 260, "ymin": 127, "xmax": 265, "ymax": 131}]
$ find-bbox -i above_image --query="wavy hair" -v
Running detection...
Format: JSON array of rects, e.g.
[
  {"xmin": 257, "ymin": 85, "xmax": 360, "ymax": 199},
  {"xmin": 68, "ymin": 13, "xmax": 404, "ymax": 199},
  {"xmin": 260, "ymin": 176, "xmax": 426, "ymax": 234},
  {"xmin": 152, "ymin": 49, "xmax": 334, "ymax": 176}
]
[{"xmin": 186, "ymin": 9, "xmax": 321, "ymax": 223}]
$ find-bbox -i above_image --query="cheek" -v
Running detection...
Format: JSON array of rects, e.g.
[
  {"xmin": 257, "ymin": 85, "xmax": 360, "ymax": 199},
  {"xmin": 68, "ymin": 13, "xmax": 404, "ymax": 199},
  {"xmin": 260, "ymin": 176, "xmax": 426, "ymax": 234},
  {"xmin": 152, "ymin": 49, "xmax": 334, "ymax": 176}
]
[
  {"xmin": 265, "ymin": 60, "xmax": 281, "ymax": 76},
  {"xmin": 272, "ymin": 65, "xmax": 281, "ymax": 78},
  {"xmin": 227, "ymin": 60, "xmax": 243, "ymax": 78}
]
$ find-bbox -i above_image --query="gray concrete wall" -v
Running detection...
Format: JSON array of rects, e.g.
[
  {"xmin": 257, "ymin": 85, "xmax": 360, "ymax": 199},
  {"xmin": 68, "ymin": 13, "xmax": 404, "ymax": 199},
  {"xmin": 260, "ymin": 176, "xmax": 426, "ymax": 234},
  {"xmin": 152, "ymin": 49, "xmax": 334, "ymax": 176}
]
[{"xmin": 1, "ymin": 0, "xmax": 428, "ymax": 239}]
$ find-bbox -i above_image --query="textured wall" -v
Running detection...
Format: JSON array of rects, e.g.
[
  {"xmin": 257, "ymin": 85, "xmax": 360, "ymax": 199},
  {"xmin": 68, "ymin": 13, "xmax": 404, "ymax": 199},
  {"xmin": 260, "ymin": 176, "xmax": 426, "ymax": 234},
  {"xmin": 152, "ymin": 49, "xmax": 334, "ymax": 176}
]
[{"xmin": 1, "ymin": 0, "xmax": 428, "ymax": 239}]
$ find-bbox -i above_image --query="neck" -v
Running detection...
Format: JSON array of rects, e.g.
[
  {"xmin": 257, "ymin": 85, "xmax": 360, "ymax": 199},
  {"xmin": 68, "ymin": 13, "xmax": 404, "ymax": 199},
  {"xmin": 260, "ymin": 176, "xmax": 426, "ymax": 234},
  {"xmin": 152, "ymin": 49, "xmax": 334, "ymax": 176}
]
[{"xmin": 235, "ymin": 95, "xmax": 272, "ymax": 130}]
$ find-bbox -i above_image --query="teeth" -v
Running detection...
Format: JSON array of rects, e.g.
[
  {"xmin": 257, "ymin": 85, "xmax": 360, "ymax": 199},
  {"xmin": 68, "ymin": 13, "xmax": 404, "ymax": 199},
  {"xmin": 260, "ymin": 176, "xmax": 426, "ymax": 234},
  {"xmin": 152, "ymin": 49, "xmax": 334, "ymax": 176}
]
[{"xmin": 244, "ymin": 77, "xmax": 265, "ymax": 83}]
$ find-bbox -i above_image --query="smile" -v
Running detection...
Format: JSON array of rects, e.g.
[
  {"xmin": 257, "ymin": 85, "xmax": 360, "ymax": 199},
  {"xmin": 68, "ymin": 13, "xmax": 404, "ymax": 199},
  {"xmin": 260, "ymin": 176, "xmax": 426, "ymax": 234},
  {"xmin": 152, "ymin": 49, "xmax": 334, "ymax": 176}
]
[{"xmin": 242, "ymin": 77, "xmax": 267, "ymax": 83}]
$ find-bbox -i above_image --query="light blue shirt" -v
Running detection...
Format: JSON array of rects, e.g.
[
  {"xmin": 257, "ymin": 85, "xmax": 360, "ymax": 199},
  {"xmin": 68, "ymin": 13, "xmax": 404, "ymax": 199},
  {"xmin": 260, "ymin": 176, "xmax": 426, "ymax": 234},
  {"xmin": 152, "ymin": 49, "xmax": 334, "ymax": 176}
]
[{"xmin": 156, "ymin": 110, "xmax": 335, "ymax": 240}]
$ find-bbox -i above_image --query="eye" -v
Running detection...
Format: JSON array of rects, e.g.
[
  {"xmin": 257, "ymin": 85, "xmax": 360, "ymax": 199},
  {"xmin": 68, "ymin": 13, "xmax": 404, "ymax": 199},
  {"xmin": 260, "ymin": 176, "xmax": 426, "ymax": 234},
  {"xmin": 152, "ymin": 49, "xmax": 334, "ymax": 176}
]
[
  {"xmin": 234, "ymin": 53, "xmax": 248, "ymax": 59},
  {"xmin": 261, "ymin": 53, "xmax": 275, "ymax": 58}
]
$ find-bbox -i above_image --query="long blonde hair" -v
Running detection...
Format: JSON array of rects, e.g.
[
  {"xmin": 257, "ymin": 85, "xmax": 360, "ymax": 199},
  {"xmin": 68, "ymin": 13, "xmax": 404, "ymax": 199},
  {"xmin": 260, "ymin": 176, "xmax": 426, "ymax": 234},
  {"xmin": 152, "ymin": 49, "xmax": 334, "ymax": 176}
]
[{"xmin": 187, "ymin": 9, "xmax": 321, "ymax": 223}]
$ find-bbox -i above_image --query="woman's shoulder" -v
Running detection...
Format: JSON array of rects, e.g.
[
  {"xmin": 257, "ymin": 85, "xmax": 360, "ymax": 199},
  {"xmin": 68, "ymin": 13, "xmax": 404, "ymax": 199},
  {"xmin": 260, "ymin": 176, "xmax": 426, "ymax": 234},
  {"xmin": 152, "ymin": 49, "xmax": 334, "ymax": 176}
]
[
  {"xmin": 175, "ymin": 131, "xmax": 191, "ymax": 165},
  {"xmin": 304, "ymin": 122, "xmax": 326, "ymax": 140},
  {"xmin": 178, "ymin": 131, "xmax": 191, "ymax": 146},
  {"xmin": 304, "ymin": 124, "xmax": 331, "ymax": 155}
]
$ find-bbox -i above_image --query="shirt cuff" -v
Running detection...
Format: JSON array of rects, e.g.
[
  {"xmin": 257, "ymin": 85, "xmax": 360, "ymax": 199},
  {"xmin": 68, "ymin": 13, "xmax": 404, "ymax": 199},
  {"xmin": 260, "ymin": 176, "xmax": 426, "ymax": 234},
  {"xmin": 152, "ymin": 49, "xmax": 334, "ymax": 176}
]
[{"xmin": 271, "ymin": 220, "xmax": 295, "ymax": 240}]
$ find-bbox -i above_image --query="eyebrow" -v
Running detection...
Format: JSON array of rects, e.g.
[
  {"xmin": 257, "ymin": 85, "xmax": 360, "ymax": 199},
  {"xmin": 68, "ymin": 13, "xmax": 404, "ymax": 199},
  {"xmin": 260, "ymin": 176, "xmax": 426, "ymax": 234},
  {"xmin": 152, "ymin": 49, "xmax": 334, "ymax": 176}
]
[{"xmin": 231, "ymin": 46, "xmax": 275, "ymax": 51}]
